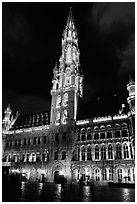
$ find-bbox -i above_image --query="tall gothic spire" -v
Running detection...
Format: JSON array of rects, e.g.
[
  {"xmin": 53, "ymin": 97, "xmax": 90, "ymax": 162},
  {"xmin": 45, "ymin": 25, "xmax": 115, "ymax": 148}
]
[{"xmin": 62, "ymin": 7, "xmax": 77, "ymax": 43}]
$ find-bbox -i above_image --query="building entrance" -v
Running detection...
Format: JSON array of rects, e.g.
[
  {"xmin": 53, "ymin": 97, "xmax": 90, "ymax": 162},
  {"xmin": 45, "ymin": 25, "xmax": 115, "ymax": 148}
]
[{"xmin": 54, "ymin": 171, "xmax": 60, "ymax": 183}]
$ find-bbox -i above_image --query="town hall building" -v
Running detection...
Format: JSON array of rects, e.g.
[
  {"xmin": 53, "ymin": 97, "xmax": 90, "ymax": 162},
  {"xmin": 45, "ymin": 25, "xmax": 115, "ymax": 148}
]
[{"xmin": 2, "ymin": 8, "xmax": 135, "ymax": 185}]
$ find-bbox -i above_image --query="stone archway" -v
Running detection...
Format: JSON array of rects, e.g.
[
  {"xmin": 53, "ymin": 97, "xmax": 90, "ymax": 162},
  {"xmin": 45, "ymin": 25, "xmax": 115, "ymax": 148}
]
[{"xmin": 51, "ymin": 162, "xmax": 64, "ymax": 183}]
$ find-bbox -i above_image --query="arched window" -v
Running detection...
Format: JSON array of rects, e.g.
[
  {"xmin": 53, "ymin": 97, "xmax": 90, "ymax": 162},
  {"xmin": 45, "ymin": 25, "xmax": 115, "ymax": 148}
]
[
  {"xmin": 122, "ymin": 130, "xmax": 128, "ymax": 137},
  {"xmin": 81, "ymin": 146, "xmax": 85, "ymax": 161},
  {"xmin": 87, "ymin": 146, "xmax": 91, "ymax": 160},
  {"xmin": 100, "ymin": 132, "xmax": 106, "ymax": 139},
  {"xmin": 121, "ymin": 123, "xmax": 127, "ymax": 128},
  {"xmin": 101, "ymin": 145, "xmax": 106, "ymax": 160},
  {"xmin": 107, "ymin": 131, "xmax": 112, "ymax": 138},
  {"xmin": 95, "ymin": 145, "xmax": 99, "ymax": 160},
  {"xmin": 94, "ymin": 132, "xmax": 99, "ymax": 140},
  {"xmin": 100, "ymin": 125, "xmax": 105, "ymax": 130},
  {"xmin": 115, "ymin": 124, "xmax": 121, "ymax": 138},
  {"xmin": 56, "ymin": 95, "xmax": 61, "ymax": 108},
  {"xmin": 103, "ymin": 169, "xmax": 107, "ymax": 180},
  {"xmin": 115, "ymin": 124, "xmax": 120, "ymax": 129},
  {"xmin": 116, "ymin": 144, "xmax": 122, "ymax": 159},
  {"xmin": 123, "ymin": 143, "xmax": 129, "ymax": 159},
  {"xmin": 62, "ymin": 93, "xmax": 68, "ymax": 106},
  {"xmin": 87, "ymin": 128, "xmax": 91, "ymax": 140},
  {"xmin": 81, "ymin": 128, "xmax": 86, "ymax": 141},
  {"xmin": 95, "ymin": 168, "xmax": 100, "ymax": 181},
  {"xmin": 106, "ymin": 124, "xmax": 111, "ymax": 129},
  {"xmin": 109, "ymin": 169, "xmax": 113, "ymax": 180},
  {"xmin": 108, "ymin": 144, "xmax": 113, "ymax": 159},
  {"xmin": 94, "ymin": 126, "xmax": 99, "ymax": 131},
  {"xmin": 117, "ymin": 169, "xmax": 122, "ymax": 182}
]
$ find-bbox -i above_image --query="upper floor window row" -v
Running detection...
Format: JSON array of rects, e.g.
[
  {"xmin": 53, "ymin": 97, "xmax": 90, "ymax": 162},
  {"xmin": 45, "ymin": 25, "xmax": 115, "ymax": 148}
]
[
  {"xmin": 77, "ymin": 129, "xmax": 129, "ymax": 141},
  {"xmin": 6, "ymin": 136, "xmax": 47, "ymax": 147}
]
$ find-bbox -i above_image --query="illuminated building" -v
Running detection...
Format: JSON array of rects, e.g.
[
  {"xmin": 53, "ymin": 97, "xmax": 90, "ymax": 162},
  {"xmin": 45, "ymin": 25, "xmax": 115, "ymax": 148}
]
[{"xmin": 2, "ymin": 8, "xmax": 135, "ymax": 185}]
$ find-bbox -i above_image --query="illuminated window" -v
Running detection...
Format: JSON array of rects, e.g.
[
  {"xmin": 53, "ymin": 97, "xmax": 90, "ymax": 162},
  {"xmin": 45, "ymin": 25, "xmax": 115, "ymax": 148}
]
[
  {"xmin": 117, "ymin": 169, "xmax": 122, "ymax": 182},
  {"xmin": 81, "ymin": 128, "xmax": 86, "ymax": 141},
  {"xmin": 87, "ymin": 146, "xmax": 91, "ymax": 160},
  {"xmin": 101, "ymin": 145, "xmax": 106, "ymax": 160},
  {"xmin": 63, "ymin": 93, "xmax": 68, "ymax": 106},
  {"xmin": 95, "ymin": 169, "xmax": 100, "ymax": 181},
  {"xmin": 62, "ymin": 151, "xmax": 66, "ymax": 160},
  {"xmin": 109, "ymin": 169, "xmax": 113, "ymax": 180},
  {"xmin": 116, "ymin": 144, "xmax": 122, "ymax": 159},
  {"xmin": 123, "ymin": 143, "xmax": 129, "ymax": 159},
  {"xmin": 87, "ymin": 128, "xmax": 91, "ymax": 140},
  {"xmin": 108, "ymin": 144, "xmax": 113, "ymax": 159},
  {"xmin": 103, "ymin": 169, "xmax": 107, "ymax": 180},
  {"xmin": 95, "ymin": 145, "xmax": 99, "ymax": 160}
]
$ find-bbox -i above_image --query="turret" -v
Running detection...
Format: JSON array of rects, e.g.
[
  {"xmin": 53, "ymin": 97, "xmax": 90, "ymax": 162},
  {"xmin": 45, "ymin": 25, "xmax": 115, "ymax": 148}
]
[
  {"xmin": 127, "ymin": 75, "xmax": 135, "ymax": 115},
  {"xmin": 2, "ymin": 104, "xmax": 12, "ymax": 131}
]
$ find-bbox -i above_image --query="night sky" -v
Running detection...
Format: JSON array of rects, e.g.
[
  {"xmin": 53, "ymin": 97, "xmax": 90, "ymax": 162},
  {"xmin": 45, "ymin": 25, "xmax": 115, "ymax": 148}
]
[{"xmin": 2, "ymin": 2, "xmax": 135, "ymax": 119}]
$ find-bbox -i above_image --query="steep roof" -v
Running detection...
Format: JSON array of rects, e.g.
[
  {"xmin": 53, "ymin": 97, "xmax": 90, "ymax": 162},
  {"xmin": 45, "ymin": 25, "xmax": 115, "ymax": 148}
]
[{"xmin": 11, "ymin": 111, "xmax": 50, "ymax": 130}]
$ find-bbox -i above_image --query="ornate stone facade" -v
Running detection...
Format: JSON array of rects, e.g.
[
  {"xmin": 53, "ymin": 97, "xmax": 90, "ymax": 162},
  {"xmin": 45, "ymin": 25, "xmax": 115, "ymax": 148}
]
[{"xmin": 2, "ymin": 8, "xmax": 135, "ymax": 185}]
